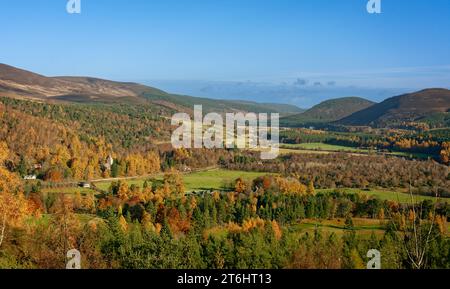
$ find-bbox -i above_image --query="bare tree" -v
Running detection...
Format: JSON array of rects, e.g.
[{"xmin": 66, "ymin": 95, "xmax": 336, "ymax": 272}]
[{"xmin": 386, "ymin": 172, "xmax": 441, "ymax": 269}]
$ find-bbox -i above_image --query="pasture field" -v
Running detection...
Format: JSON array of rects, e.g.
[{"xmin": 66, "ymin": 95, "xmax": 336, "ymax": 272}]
[
  {"xmin": 94, "ymin": 169, "xmax": 270, "ymax": 192},
  {"xmin": 252, "ymin": 147, "xmax": 331, "ymax": 155},
  {"xmin": 94, "ymin": 177, "xmax": 160, "ymax": 191},
  {"xmin": 316, "ymin": 188, "xmax": 445, "ymax": 203},
  {"xmin": 278, "ymin": 148, "xmax": 331, "ymax": 155},
  {"xmin": 280, "ymin": 143, "xmax": 432, "ymax": 159},
  {"xmin": 38, "ymin": 170, "xmax": 447, "ymax": 205},
  {"xmin": 282, "ymin": 143, "xmax": 370, "ymax": 153},
  {"xmin": 182, "ymin": 169, "xmax": 271, "ymax": 191},
  {"xmin": 41, "ymin": 187, "xmax": 96, "ymax": 195}
]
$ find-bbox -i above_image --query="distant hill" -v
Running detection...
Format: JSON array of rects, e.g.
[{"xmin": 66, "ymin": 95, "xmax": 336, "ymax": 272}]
[
  {"xmin": 0, "ymin": 64, "xmax": 146, "ymax": 102},
  {"xmin": 281, "ymin": 97, "xmax": 375, "ymax": 127},
  {"xmin": 339, "ymin": 89, "xmax": 450, "ymax": 127},
  {"xmin": 0, "ymin": 63, "xmax": 303, "ymax": 115}
]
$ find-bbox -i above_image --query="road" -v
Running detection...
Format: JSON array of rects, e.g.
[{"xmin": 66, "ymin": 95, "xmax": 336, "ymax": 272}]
[{"xmin": 39, "ymin": 166, "xmax": 219, "ymax": 190}]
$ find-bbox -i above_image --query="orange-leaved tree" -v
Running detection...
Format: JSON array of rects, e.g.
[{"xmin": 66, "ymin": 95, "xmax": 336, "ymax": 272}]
[{"xmin": 0, "ymin": 142, "xmax": 32, "ymax": 247}]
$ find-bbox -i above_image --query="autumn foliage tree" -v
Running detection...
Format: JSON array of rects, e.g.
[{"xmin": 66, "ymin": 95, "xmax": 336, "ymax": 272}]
[
  {"xmin": 440, "ymin": 142, "xmax": 450, "ymax": 165},
  {"xmin": 0, "ymin": 142, "xmax": 33, "ymax": 248},
  {"xmin": 163, "ymin": 169, "xmax": 185, "ymax": 196}
]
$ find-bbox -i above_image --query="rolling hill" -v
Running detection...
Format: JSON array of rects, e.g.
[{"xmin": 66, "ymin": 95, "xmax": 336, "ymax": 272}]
[
  {"xmin": 339, "ymin": 89, "xmax": 450, "ymax": 127},
  {"xmin": 281, "ymin": 97, "xmax": 375, "ymax": 127},
  {"xmin": 0, "ymin": 63, "xmax": 303, "ymax": 115},
  {"xmin": 0, "ymin": 63, "xmax": 148, "ymax": 103}
]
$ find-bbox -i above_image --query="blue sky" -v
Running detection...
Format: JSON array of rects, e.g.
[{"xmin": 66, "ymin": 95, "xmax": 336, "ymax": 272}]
[{"xmin": 1, "ymin": 0, "xmax": 450, "ymax": 107}]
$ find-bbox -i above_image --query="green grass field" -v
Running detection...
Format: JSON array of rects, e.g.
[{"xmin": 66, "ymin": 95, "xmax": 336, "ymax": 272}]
[
  {"xmin": 281, "ymin": 143, "xmax": 370, "ymax": 153},
  {"xmin": 252, "ymin": 147, "xmax": 331, "ymax": 155},
  {"xmin": 94, "ymin": 178, "xmax": 158, "ymax": 191},
  {"xmin": 42, "ymin": 170, "xmax": 447, "ymax": 205},
  {"xmin": 94, "ymin": 169, "xmax": 270, "ymax": 192},
  {"xmin": 280, "ymin": 143, "xmax": 431, "ymax": 159},
  {"xmin": 183, "ymin": 169, "xmax": 270, "ymax": 191},
  {"xmin": 317, "ymin": 188, "xmax": 445, "ymax": 203},
  {"xmin": 41, "ymin": 187, "xmax": 96, "ymax": 195},
  {"xmin": 278, "ymin": 148, "xmax": 331, "ymax": 155}
]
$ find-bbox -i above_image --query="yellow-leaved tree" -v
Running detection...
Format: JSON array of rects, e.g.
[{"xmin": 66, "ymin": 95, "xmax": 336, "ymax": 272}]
[{"xmin": 0, "ymin": 142, "xmax": 31, "ymax": 247}]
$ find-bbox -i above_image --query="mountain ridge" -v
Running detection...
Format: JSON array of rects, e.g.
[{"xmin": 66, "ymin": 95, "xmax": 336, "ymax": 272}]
[
  {"xmin": 0, "ymin": 63, "xmax": 304, "ymax": 115},
  {"xmin": 339, "ymin": 88, "xmax": 450, "ymax": 127},
  {"xmin": 281, "ymin": 96, "xmax": 375, "ymax": 127}
]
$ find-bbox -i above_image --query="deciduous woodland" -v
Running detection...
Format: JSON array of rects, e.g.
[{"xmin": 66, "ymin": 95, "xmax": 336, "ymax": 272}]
[
  {"xmin": 0, "ymin": 74, "xmax": 449, "ymax": 269},
  {"xmin": 0, "ymin": 98, "xmax": 450, "ymax": 269},
  {"xmin": 2, "ymin": 0, "xmax": 450, "ymax": 272}
]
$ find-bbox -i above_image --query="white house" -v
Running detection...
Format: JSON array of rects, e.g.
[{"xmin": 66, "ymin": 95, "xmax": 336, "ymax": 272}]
[
  {"xmin": 79, "ymin": 182, "xmax": 91, "ymax": 189},
  {"xmin": 23, "ymin": 175, "xmax": 37, "ymax": 180},
  {"xmin": 104, "ymin": 155, "xmax": 114, "ymax": 170}
]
